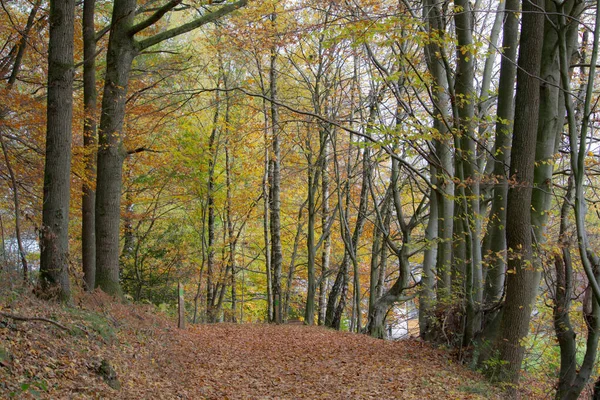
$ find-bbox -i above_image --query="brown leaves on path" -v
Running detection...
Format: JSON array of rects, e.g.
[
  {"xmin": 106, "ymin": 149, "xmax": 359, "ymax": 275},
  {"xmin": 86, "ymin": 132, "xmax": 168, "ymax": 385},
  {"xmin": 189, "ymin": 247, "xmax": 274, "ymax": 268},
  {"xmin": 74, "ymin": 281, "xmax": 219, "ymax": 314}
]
[
  {"xmin": 0, "ymin": 292, "xmax": 508, "ymax": 399},
  {"xmin": 152, "ymin": 323, "xmax": 500, "ymax": 400}
]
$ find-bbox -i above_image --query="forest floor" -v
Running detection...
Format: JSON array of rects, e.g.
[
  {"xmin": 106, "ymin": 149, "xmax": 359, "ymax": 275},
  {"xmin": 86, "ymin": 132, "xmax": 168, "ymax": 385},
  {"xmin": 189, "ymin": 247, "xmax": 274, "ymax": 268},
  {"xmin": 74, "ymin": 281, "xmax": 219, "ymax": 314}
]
[{"xmin": 0, "ymin": 290, "xmax": 549, "ymax": 399}]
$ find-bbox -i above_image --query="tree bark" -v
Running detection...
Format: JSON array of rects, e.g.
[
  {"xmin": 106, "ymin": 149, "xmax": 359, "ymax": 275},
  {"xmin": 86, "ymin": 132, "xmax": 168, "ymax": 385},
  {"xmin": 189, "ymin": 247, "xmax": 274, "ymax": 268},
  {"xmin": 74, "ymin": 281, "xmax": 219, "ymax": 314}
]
[
  {"xmin": 39, "ymin": 0, "xmax": 76, "ymax": 302},
  {"xmin": 206, "ymin": 91, "xmax": 219, "ymax": 322},
  {"xmin": 453, "ymin": 0, "xmax": 482, "ymax": 345},
  {"xmin": 269, "ymin": 16, "xmax": 283, "ymax": 324},
  {"xmin": 94, "ymin": 0, "xmax": 137, "ymax": 296},
  {"xmin": 495, "ymin": 0, "xmax": 545, "ymax": 390},
  {"xmin": 82, "ymin": 0, "xmax": 97, "ymax": 291},
  {"xmin": 481, "ymin": 0, "xmax": 519, "ymax": 321}
]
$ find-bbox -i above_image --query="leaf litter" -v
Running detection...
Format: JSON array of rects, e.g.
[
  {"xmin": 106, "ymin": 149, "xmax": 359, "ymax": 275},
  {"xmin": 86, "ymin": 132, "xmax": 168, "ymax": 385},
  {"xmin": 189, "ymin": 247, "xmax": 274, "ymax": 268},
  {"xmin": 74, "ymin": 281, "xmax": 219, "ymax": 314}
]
[{"xmin": 0, "ymin": 291, "xmax": 539, "ymax": 399}]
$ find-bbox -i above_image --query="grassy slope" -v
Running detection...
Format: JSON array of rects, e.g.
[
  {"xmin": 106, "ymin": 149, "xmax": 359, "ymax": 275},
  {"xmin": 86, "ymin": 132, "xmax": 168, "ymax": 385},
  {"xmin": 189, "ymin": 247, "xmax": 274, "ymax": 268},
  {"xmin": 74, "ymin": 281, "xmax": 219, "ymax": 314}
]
[{"xmin": 0, "ymin": 291, "xmax": 544, "ymax": 399}]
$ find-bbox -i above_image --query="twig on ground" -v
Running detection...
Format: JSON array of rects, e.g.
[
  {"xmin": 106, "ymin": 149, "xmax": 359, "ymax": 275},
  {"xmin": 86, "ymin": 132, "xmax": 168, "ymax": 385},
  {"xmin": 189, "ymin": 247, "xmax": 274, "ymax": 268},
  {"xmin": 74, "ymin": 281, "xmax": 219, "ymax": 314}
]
[{"xmin": 0, "ymin": 311, "xmax": 70, "ymax": 332}]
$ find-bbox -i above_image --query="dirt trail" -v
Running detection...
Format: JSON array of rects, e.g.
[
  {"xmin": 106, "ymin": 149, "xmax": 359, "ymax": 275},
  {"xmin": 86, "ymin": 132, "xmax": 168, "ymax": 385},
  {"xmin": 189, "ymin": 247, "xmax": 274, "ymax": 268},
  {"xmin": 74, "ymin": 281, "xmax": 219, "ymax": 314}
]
[
  {"xmin": 0, "ymin": 293, "xmax": 519, "ymax": 399},
  {"xmin": 126, "ymin": 324, "xmax": 500, "ymax": 399}
]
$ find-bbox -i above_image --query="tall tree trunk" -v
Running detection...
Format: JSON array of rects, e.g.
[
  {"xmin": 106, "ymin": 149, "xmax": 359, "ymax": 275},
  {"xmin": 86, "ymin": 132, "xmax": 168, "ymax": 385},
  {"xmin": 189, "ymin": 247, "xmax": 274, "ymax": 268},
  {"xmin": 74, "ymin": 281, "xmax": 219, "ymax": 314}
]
[
  {"xmin": 305, "ymin": 147, "xmax": 319, "ymax": 325},
  {"xmin": 318, "ymin": 139, "xmax": 331, "ymax": 326},
  {"xmin": 95, "ymin": 0, "xmax": 137, "ymax": 296},
  {"xmin": 39, "ymin": 0, "xmax": 75, "ymax": 302},
  {"xmin": 224, "ymin": 91, "xmax": 237, "ymax": 322},
  {"xmin": 0, "ymin": 136, "xmax": 28, "ymax": 280},
  {"xmin": 82, "ymin": 0, "xmax": 97, "ymax": 291},
  {"xmin": 481, "ymin": 0, "xmax": 519, "ymax": 323},
  {"xmin": 269, "ymin": 16, "xmax": 283, "ymax": 324},
  {"xmin": 326, "ymin": 132, "xmax": 353, "ymax": 329},
  {"xmin": 494, "ymin": 0, "xmax": 545, "ymax": 390},
  {"xmin": 262, "ymin": 101, "xmax": 273, "ymax": 321},
  {"xmin": 422, "ymin": 0, "xmax": 454, "ymax": 309},
  {"xmin": 453, "ymin": 0, "xmax": 482, "ymax": 345},
  {"xmin": 206, "ymin": 93, "xmax": 219, "ymax": 322},
  {"xmin": 283, "ymin": 201, "xmax": 305, "ymax": 321},
  {"xmin": 555, "ymin": 2, "xmax": 600, "ymax": 396}
]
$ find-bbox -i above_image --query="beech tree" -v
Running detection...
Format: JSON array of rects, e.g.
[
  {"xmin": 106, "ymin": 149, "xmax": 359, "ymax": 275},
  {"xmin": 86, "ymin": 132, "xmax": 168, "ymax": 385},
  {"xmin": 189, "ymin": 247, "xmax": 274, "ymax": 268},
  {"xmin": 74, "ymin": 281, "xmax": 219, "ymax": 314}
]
[
  {"xmin": 94, "ymin": 0, "xmax": 248, "ymax": 295},
  {"xmin": 494, "ymin": 0, "xmax": 545, "ymax": 388},
  {"xmin": 39, "ymin": 0, "xmax": 76, "ymax": 302}
]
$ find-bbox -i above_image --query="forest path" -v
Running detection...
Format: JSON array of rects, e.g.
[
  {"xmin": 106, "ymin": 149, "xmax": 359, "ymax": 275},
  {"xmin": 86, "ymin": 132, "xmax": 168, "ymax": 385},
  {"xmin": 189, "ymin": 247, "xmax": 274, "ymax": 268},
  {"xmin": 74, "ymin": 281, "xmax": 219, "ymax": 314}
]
[
  {"xmin": 0, "ymin": 293, "xmax": 513, "ymax": 399},
  {"xmin": 131, "ymin": 323, "xmax": 499, "ymax": 399}
]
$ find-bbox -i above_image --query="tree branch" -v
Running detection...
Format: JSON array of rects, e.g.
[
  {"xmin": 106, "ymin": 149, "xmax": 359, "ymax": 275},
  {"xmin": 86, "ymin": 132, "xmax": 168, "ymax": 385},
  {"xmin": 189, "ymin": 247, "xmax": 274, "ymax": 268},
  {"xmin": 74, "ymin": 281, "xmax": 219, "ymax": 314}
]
[
  {"xmin": 129, "ymin": 0, "xmax": 183, "ymax": 36},
  {"xmin": 137, "ymin": 0, "xmax": 248, "ymax": 50},
  {"xmin": 127, "ymin": 147, "xmax": 161, "ymax": 155},
  {"xmin": 0, "ymin": 312, "xmax": 70, "ymax": 332}
]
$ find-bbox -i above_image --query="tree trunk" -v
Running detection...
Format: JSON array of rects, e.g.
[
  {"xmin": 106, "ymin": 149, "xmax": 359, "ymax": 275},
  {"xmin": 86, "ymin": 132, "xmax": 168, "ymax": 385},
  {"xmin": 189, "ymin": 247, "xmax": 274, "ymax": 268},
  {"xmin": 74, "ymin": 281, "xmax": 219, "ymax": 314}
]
[
  {"xmin": 305, "ymin": 149, "xmax": 318, "ymax": 325},
  {"xmin": 39, "ymin": 0, "xmax": 75, "ymax": 302},
  {"xmin": 494, "ymin": 0, "xmax": 545, "ymax": 390},
  {"xmin": 206, "ymin": 94, "xmax": 219, "ymax": 322},
  {"xmin": 422, "ymin": 0, "xmax": 453, "ymax": 307},
  {"xmin": 82, "ymin": 0, "xmax": 97, "ymax": 291},
  {"xmin": 283, "ymin": 201, "xmax": 305, "ymax": 321},
  {"xmin": 453, "ymin": 0, "xmax": 482, "ymax": 345},
  {"xmin": 95, "ymin": 0, "xmax": 137, "ymax": 296},
  {"xmin": 318, "ymin": 139, "xmax": 331, "ymax": 326},
  {"xmin": 481, "ymin": 0, "xmax": 519, "ymax": 321},
  {"xmin": 178, "ymin": 282, "xmax": 185, "ymax": 329},
  {"xmin": 269, "ymin": 16, "xmax": 283, "ymax": 324}
]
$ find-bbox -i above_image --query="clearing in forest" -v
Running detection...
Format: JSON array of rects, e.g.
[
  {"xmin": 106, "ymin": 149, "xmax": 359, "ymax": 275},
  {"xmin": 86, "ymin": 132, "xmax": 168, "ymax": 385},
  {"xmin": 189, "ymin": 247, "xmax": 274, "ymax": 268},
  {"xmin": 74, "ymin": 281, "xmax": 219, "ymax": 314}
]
[{"xmin": 0, "ymin": 292, "xmax": 533, "ymax": 399}]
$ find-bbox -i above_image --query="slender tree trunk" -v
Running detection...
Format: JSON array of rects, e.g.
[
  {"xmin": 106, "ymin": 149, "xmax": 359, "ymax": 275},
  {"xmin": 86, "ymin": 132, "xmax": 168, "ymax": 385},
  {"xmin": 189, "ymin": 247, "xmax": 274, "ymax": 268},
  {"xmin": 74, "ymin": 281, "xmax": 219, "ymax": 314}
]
[
  {"xmin": 495, "ymin": 0, "xmax": 545, "ymax": 389},
  {"xmin": 269, "ymin": 17, "xmax": 283, "ymax": 324},
  {"xmin": 0, "ymin": 1, "xmax": 40, "ymax": 282},
  {"xmin": 423, "ymin": 0, "xmax": 453, "ymax": 308},
  {"xmin": 262, "ymin": 104, "xmax": 273, "ymax": 321},
  {"xmin": 318, "ymin": 140, "xmax": 331, "ymax": 326},
  {"xmin": 0, "ymin": 136, "xmax": 28, "ymax": 280},
  {"xmin": 206, "ymin": 93, "xmax": 219, "ymax": 322},
  {"xmin": 82, "ymin": 0, "xmax": 97, "ymax": 291},
  {"xmin": 39, "ymin": 0, "xmax": 76, "ymax": 302},
  {"xmin": 283, "ymin": 202, "xmax": 305, "ymax": 321},
  {"xmin": 305, "ymin": 150, "xmax": 318, "ymax": 325},
  {"xmin": 453, "ymin": 0, "xmax": 482, "ymax": 345},
  {"xmin": 225, "ymin": 95, "xmax": 237, "ymax": 322},
  {"xmin": 481, "ymin": 0, "xmax": 519, "ymax": 321},
  {"xmin": 555, "ymin": 2, "xmax": 600, "ymax": 397}
]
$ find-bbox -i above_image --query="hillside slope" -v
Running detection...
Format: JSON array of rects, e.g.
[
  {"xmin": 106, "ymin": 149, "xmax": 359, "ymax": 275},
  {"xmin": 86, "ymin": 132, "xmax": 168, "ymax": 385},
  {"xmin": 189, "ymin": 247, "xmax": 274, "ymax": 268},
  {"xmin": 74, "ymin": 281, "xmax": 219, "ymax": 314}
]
[{"xmin": 0, "ymin": 292, "xmax": 535, "ymax": 399}]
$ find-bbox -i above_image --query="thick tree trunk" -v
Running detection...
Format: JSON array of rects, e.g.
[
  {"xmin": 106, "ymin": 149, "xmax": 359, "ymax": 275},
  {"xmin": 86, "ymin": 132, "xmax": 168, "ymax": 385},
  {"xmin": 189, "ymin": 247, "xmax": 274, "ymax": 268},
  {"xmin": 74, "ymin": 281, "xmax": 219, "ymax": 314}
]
[
  {"xmin": 495, "ymin": 0, "xmax": 545, "ymax": 390},
  {"xmin": 39, "ymin": 0, "xmax": 75, "ymax": 302},
  {"xmin": 419, "ymin": 184, "xmax": 437, "ymax": 338},
  {"xmin": 95, "ymin": 0, "xmax": 137, "ymax": 296}
]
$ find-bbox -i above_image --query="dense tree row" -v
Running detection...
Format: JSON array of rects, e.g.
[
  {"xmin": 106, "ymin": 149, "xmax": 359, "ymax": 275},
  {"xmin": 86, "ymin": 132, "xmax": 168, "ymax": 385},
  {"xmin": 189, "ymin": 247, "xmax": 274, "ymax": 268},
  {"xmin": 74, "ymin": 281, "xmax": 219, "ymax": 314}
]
[{"xmin": 1, "ymin": 0, "xmax": 600, "ymax": 396}]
